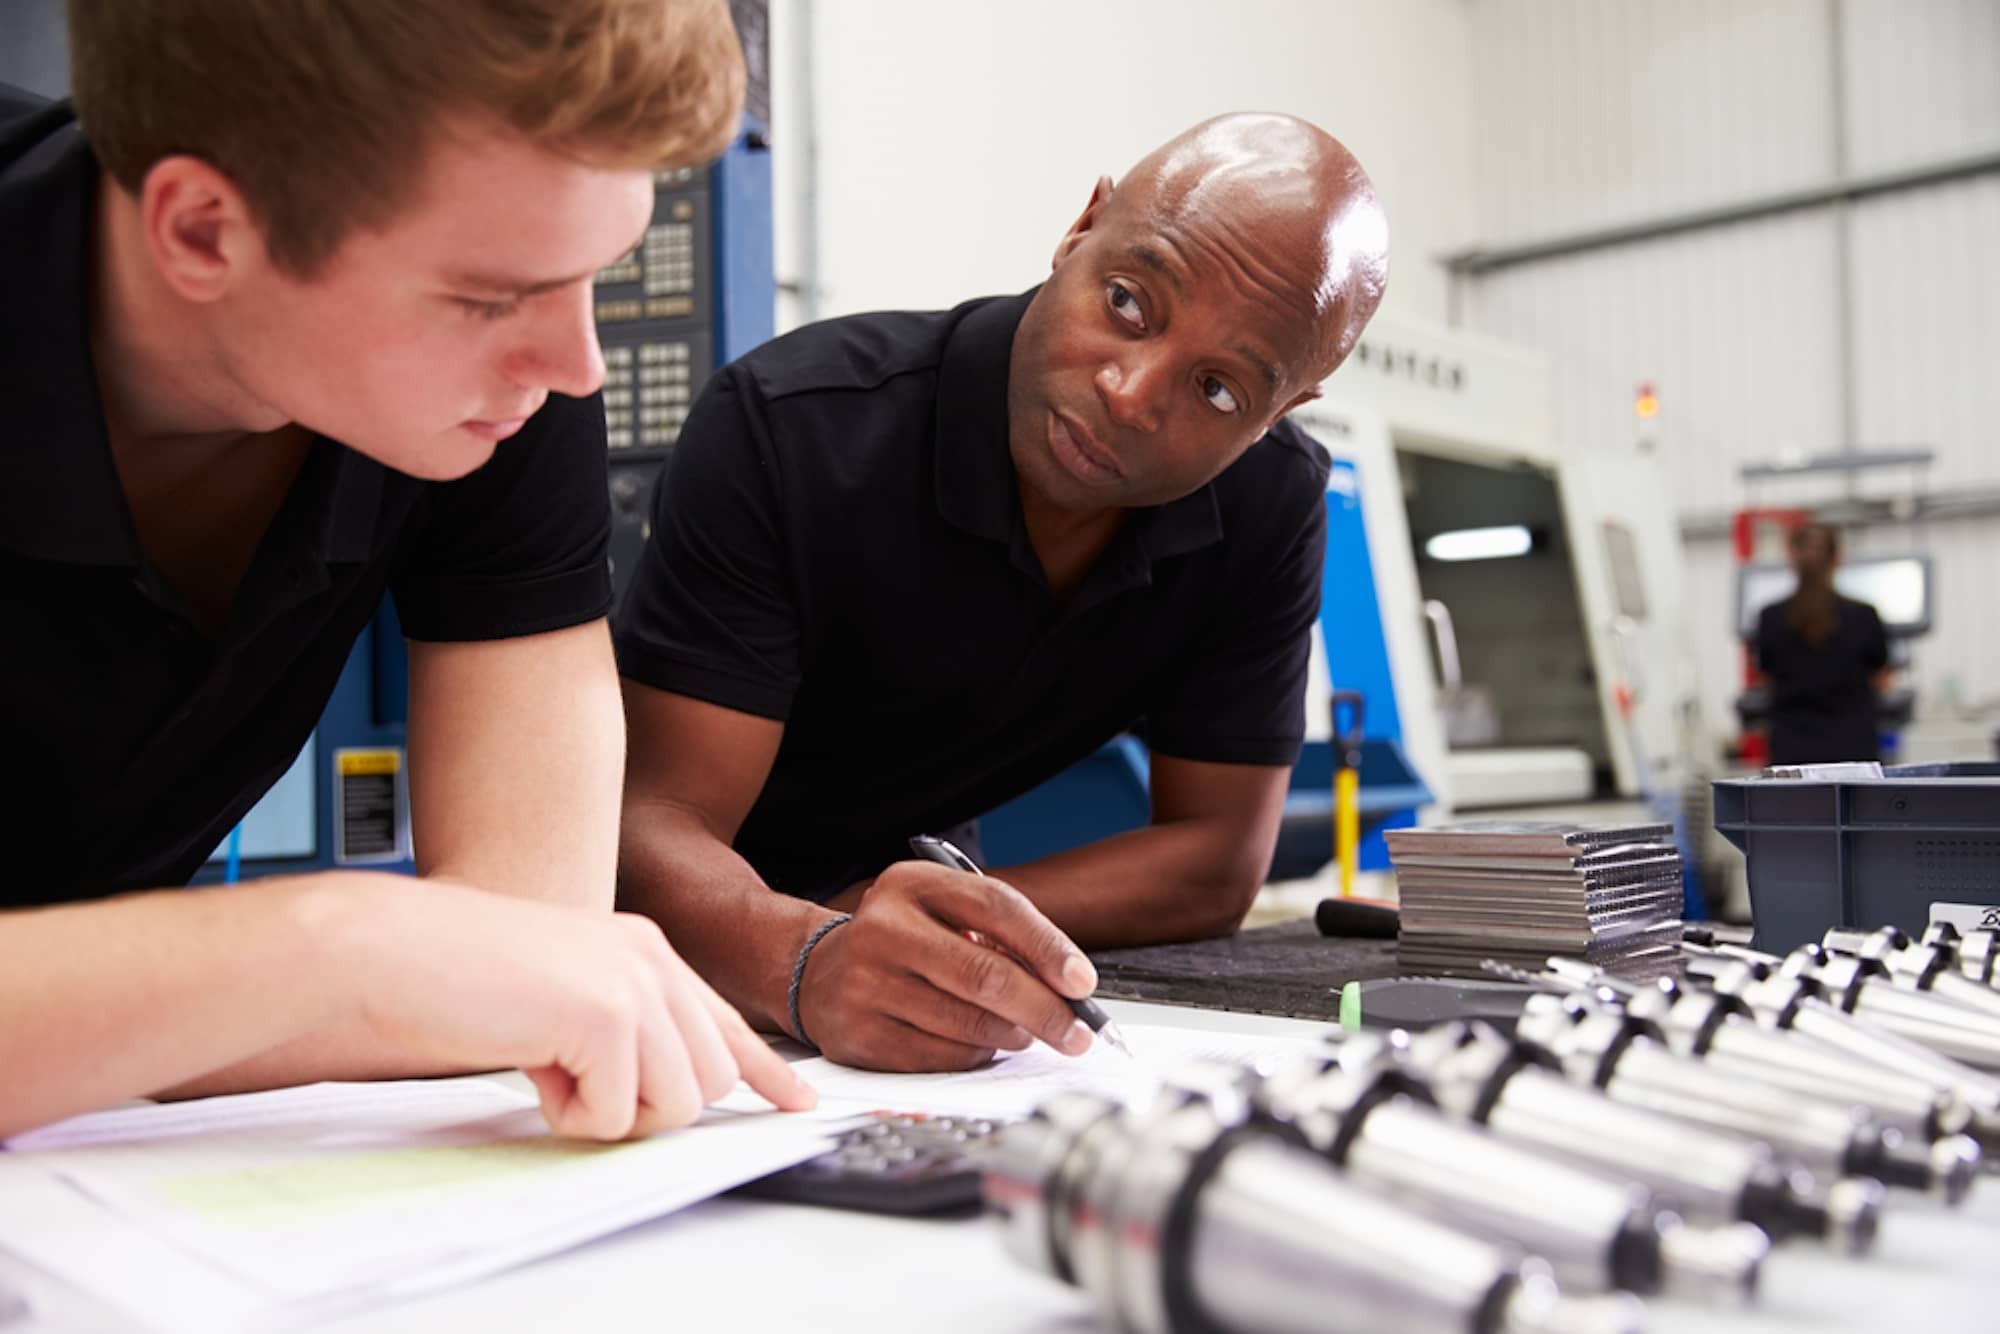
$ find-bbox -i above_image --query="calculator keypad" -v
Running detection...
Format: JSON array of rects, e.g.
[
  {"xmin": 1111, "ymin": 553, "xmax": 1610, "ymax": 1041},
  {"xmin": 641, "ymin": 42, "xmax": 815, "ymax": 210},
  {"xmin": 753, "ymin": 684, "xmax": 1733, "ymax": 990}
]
[{"xmin": 733, "ymin": 1114, "xmax": 1011, "ymax": 1216}]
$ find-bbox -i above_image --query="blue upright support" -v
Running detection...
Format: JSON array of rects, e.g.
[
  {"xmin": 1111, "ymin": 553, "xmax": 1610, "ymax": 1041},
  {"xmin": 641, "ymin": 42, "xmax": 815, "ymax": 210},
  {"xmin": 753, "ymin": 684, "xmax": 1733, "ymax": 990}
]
[
  {"xmin": 1295, "ymin": 459, "xmax": 1424, "ymax": 871},
  {"xmin": 709, "ymin": 126, "xmax": 774, "ymax": 363}
]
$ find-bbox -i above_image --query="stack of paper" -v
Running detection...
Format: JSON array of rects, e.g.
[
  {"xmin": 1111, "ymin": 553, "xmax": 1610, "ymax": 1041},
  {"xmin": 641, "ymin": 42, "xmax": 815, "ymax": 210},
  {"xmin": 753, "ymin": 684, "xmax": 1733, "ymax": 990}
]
[
  {"xmin": 1386, "ymin": 821, "xmax": 1686, "ymax": 980},
  {"xmin": 0, "ymin": 1079, "xmax": 840, "ymax": 1334}
]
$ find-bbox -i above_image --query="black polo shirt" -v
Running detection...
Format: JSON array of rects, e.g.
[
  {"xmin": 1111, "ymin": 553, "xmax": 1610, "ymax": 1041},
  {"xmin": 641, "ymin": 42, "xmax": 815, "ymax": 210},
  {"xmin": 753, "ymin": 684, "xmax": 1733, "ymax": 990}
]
[
  {"xmin": 614, "ymin": 290, "xmax": 1330, "ymax": 901},
  {"xmin": 1756, "ymin": 596, "xmax": 1888, "ymax": 764},
  {"xmin": 0, "ymin": 90, "xmax": 614, "ymax": 908}
]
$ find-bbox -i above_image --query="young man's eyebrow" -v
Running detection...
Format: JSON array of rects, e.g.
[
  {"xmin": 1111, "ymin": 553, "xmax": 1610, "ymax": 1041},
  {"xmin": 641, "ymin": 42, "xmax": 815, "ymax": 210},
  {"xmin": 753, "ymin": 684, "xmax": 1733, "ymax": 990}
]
[
  {"xmin": 444, "ymin": 223, "xmax": 652, "ymax": 298},
  {"xmin": 443, "ymin": 270, "xmax": 577, "ymax": 299}
]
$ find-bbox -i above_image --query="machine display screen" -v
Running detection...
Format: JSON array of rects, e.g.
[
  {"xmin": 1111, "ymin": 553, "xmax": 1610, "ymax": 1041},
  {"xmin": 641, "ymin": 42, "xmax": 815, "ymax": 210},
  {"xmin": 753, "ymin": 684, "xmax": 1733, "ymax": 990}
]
[{"xmin": 1736, "ymin": 556, "xmax": 1932, "ymax": 639}]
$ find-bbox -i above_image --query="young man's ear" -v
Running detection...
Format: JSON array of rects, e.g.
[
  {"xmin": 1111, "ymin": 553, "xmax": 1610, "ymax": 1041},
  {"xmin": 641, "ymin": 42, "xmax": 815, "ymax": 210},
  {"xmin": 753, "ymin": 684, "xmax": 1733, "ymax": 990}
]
[
  {"xmin": 1051, "ymin": 175, "xmax": 1115, "ymax": 270},
  {"xmin": 138, "ymin": 155, "xmax": 266, "ymax": 304}
]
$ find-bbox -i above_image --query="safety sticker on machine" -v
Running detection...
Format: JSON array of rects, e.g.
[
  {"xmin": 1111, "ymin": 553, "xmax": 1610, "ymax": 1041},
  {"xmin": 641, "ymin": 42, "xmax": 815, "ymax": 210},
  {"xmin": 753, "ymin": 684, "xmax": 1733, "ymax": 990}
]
[{"xmin": 335, "ymin": 748, "xmax": 407, "ymax": 864}]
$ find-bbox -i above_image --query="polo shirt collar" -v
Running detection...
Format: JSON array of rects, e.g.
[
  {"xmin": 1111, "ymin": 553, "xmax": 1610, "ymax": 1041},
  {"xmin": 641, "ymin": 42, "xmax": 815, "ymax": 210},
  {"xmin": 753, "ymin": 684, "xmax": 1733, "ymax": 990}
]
[
  {"xmin": 318, "ymin": 446, "xmax": 384, "ymax": 564},
  {"xmin": 0, "ymin": 101, "xmax": 382, "ymax": 569},
  {"xmin": 1137, "ymin": 474, "xmax": 1225, "ymax": 563},
  {"xmin": 932, "ymin": 290, "xmax": 1028, "ymax": 544},
  {"xmin": 0, "ymin": 104, "xmax": 136, "ymax": 565},
  {"xmin": 930, "ymin": 286, "xmax": 1226, "ymax": 570}
]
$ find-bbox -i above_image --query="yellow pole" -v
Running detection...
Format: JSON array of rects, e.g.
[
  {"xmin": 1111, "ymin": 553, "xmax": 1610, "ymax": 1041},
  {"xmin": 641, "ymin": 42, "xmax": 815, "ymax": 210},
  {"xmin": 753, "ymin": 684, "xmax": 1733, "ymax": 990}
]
[{"xmin": 1336, "ymin": 765, "xmax": 1359, "ymax": 899}]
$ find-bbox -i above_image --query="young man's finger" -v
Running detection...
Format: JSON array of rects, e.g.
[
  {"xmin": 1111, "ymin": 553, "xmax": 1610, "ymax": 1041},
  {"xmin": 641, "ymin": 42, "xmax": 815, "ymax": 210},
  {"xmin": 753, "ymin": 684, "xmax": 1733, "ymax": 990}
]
[
  {"xmin": 657, "ymin": 970, "xmax": 742, "ymax": 1105},
  {"xmin": 705, "ymin": 992, "xmax": 818, "ymax": 1111},
  {"xmin": 630, "ymin": 999, "xmax": 704, "ymax": 1136},
  {"xmin": 537, "ymin": 1014, "xmax": 642, "ymax": 1140}
]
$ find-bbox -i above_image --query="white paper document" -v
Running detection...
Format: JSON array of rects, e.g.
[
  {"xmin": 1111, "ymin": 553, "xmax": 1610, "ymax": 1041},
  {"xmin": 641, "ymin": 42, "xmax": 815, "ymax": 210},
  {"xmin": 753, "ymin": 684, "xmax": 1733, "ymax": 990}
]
[
  {"xmin": 0, "ymin": 1079, "xmax": 836, "ymax": 1333},
  {"xmin": 789, "ymin": 1021, "xmax": 1329, "ymax": 1118}
]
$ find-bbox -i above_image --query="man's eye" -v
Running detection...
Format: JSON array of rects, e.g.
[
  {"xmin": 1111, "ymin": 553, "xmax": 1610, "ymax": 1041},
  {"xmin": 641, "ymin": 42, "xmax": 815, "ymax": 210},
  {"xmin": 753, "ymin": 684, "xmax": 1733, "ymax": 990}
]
[
  {"xmin": 1107, "ymin": 281, "xmax": 1146, "ymax": 331},
  {"xmin": 457, "ymin": 297, "xmax": 522, "ymax": 322},
  {"xmin": 1202, "ymin": 376, "xmax": 1240, "ymax": 414}
]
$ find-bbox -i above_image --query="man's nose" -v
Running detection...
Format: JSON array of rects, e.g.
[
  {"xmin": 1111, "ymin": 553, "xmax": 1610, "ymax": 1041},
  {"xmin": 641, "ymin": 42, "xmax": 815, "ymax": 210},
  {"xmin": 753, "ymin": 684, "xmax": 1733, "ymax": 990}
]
[
  {"xmin": 1095, "ymin": 350, "xmax": 1168, "ymax": 434},
  {"xmin": 512, "ymin": 284, "xmax": 607, "ymax": 398}
]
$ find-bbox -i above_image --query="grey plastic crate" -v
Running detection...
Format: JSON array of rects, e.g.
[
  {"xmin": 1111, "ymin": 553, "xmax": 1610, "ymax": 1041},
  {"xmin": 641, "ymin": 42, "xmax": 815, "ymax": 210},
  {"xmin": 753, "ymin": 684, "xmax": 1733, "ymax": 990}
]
[{"xmin": 1713, "ymin": 762, "xmax": 2000, "ymax": 953}]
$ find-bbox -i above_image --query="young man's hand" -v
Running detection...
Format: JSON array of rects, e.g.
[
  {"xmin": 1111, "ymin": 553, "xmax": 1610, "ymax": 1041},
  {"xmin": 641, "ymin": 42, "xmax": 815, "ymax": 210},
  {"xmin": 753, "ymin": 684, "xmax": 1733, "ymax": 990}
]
[
  {"xmin": 793, "ymin": 862, "xmax": 1099, "ymax": 1071},
  {"xmin": 335, "ymin": 878, "xmax": 817, "ymax": 1137}
]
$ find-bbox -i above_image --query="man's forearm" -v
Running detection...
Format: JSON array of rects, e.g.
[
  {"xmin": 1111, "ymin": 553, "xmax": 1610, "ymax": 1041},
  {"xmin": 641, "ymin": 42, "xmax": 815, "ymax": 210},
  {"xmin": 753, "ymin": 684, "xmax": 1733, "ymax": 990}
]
[
  {"xmin": 617, "ymin": 802, "xmax": 832, "ymax": 1034},
  {"xmin": 990, "ymin": 819, "xmax": 1274, "ymax": 950},
  {"xmin": 0, "ymin": 878, "xmax": 370, "ymax": 1138}
]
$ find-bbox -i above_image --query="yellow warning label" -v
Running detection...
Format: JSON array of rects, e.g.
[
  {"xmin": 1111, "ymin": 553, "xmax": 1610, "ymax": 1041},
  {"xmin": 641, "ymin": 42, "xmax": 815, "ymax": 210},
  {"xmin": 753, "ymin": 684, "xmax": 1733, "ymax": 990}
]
[{"xmin": 337, "ymin": 750, "xmax": 401, "ymax": 778}]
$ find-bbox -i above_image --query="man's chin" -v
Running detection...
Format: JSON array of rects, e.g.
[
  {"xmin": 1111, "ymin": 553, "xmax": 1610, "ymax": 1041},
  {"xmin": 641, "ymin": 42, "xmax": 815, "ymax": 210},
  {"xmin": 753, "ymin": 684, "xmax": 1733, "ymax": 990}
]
[{"xmin": 344, "ymin": 430, "xmax": 501, "ymax": 483}]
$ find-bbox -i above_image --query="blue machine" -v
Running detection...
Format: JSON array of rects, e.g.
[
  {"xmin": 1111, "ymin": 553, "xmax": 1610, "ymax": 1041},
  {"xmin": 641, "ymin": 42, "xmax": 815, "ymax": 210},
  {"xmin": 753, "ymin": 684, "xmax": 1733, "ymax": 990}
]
[
  {"xmin": 1277, "ymin": 459, "xmax": 1429, "ymax": 876},
  {"xmin": 192, "ymin": 607, "xmax": 415, "ymax": 884}
]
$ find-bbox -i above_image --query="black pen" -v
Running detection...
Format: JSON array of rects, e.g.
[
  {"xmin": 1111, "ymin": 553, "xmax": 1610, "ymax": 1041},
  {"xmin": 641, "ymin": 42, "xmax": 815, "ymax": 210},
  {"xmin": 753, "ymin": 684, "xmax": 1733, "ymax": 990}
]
[{"xmin": 907, "ymin": 834, "xmax": 1135, "ymax": 1058}]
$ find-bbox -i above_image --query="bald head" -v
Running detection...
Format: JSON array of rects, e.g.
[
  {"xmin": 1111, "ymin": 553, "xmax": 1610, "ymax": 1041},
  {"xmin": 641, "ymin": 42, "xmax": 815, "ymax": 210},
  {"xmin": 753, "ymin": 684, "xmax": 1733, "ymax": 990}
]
[
  {"xmin": 1108, "ymin": 113, "xmax": 1388, "ymax": 378},
  {"xmin": 1008, "ymin": 113, "xmax": 1387, "ymax": 516}
]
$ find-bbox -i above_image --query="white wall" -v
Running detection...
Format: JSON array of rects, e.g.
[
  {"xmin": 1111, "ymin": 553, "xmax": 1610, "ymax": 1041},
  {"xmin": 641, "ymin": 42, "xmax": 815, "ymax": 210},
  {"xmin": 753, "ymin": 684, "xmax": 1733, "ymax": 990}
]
[
  {"xmin": 769, "ymin": 0, "xmax": 1476, "ymax": 332},
  {"xmin": 1470, "ymin": 0, "xmax": 1840, "ymax": 243},
  {"xmin": 1459, "ymin": 0, "xmax": 2000, "ymax": 755}
]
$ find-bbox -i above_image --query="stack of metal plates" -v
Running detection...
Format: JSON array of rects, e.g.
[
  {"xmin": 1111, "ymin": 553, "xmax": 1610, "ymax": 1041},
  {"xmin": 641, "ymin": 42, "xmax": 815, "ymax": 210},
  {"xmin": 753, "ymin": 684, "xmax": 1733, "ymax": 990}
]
[{"xmin": 1385, "ymin": 821, "xmax": 1685, "ymax": 980}]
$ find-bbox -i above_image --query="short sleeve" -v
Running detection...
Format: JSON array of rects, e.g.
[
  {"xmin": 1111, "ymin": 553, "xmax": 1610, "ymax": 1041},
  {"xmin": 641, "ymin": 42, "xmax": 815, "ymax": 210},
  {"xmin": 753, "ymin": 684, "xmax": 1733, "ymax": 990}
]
[
  {"xmin": 391, "ymin": 391, "xmax": 612, "ymax": 641},
  {"xmin": 612, "ymin": 366, "xmax": 800, "ymax": 720},
  {"xmin": 1860, "ymin": 603, "xmax": 1889, "ymax": 672},
  {"xmin": 1754, "ymin": 604, "xmax": 1783, "ymax": 675},
  {"xmin": 1144, "ymin": 491, "xmax": 1327, "ymax": 767}
]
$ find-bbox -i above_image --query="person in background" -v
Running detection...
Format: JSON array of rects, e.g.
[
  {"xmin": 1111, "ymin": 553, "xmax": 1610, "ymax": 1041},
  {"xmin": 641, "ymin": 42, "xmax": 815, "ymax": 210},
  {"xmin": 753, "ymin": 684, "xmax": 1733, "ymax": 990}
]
[
  {"xmin": 1755, "ymin": 522, "xmax": 1890, "ymax": 764},
  {"xmin": 0, "ymin": 0, "xmax": 811, "ymax": 1141},
  {"xmin": 617, "ymin": 113, "xmax": 1389, "ymax": 1073}
]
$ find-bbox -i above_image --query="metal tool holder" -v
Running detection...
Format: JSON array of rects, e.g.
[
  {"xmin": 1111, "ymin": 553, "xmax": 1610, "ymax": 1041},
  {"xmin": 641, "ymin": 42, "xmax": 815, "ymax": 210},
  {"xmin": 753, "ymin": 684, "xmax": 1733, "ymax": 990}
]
[
  {"xmin": 984, "ymin": 1087, "xmax": 1646, "ymax": 1334},
  {"xmin": 1633, "ymin": 968, "xmax": 1997, "ymax": 1162},
  {"xmin": 1244, "ymin": 1033, "xmax": 1766, "ymax": 1301},
  {"xmin": 1911, "ymin": 922, "xmax": 2000, "ymax": 986},
  {"xmin": 1505, "ymin": 948, "xmax": 2000, "ymax": 1171},
  {"xmin": 985, "ymin": 915, "xmax": 2000, "ymax": 1333},
  {"xmin": 1518, "ymin": 991, "xmax": 1977, "ymax": 1205},
  {"xmin": 1402, "ymin": 1020, "xmax": 1879, "ymax": 1252}
]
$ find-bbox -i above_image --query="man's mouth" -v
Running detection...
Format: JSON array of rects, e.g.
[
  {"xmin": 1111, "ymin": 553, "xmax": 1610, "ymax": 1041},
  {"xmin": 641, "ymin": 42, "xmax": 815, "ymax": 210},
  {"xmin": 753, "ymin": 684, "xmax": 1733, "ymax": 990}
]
[
  {"xmin": 1049, "ymin": 410, "xmax": 1124, "ymax": 485},
  {"xmin": 461, "ymin": 418, "xmax": 529, "ymax": 443}
]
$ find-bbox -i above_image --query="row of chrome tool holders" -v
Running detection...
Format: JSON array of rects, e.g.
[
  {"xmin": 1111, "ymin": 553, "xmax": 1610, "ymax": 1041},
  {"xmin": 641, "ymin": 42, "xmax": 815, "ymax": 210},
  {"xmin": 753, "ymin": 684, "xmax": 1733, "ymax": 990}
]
[{"xmin": 982, "ymin": 921, "xmax": 2000, "ymax": 1334}]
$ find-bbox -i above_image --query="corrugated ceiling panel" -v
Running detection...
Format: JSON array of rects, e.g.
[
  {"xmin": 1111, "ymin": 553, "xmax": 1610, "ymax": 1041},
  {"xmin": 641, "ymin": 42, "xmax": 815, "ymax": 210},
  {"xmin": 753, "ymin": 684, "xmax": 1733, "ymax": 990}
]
[
  {"xmin": 1849, "ymin": 176, "xmax": 2000, "ymax": 491},
  {"xmin": 1841, "ymin": 0, "xmax": 2000, "ymax": 173},
  {"xmin": 1470, "ymin": 0, "xmax": 1835, "ymax": 241},
  {"xmin": 1465, "ymin": 211, "xmax": 1845, "ymax": 516}
]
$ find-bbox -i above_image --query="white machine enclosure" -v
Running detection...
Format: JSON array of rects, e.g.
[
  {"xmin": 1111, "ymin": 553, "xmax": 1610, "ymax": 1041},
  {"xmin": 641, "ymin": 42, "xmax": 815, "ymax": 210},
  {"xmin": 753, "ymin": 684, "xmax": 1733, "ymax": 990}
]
[{"xmin": 1301, "ymin": 310, "xmax": 1700, "ymax": 813}]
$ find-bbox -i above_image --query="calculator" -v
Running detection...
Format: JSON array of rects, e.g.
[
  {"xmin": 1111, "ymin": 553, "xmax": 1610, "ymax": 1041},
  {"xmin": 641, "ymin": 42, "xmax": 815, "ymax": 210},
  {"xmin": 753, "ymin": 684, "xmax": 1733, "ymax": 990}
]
[{"xmin": 732, "ymin": 1113, "xmax": 1011, "ymax": 1216}]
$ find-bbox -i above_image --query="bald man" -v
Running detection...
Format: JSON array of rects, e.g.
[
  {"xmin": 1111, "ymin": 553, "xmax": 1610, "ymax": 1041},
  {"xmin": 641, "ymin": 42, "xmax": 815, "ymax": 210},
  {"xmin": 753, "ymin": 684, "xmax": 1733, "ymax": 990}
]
[{"xmin": 616, "ymin": 114, "xmax": 1389, "ymax": 1073}]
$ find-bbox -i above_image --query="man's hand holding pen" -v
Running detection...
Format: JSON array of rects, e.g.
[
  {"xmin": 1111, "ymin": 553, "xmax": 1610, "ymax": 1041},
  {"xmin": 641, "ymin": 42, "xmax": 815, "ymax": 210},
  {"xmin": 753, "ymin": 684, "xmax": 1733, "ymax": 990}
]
[{"xmin": 793, "ymin": 859, "xmax": 1102, "ymax": 1072}]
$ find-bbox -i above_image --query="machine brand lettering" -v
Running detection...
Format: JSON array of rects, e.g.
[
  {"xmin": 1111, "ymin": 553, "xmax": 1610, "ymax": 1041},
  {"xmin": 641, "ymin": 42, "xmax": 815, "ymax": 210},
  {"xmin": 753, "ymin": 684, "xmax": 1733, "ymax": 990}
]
[{"xmin": 1352, "ymin": 338, "xmax": 1467, "ymax": 392}]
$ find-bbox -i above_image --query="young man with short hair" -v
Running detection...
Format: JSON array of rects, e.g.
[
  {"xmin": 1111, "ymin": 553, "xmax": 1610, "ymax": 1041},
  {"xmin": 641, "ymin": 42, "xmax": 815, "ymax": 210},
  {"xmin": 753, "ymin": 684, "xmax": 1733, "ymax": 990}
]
[{"xmin": 0, "ymin": 0, "xmax": 811, "ymax": 1140}]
